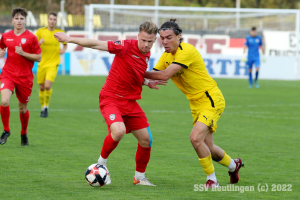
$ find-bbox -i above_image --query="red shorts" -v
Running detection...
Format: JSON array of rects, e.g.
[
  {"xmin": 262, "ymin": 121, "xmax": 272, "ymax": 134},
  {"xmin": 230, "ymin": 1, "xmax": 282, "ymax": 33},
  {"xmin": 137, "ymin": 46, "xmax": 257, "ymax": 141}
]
[
  {"xmin": 99, "ymin": 94, "xmax": 149, "ymax": 134},
  {"xmin": 0, "ymin": 76, "xmax": 33, "ymax": 103}
]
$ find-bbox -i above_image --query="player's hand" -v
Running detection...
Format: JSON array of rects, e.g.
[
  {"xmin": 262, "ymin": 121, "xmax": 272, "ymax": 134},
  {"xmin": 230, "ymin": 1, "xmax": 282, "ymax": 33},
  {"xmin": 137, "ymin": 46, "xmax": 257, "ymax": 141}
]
[
  {"xmin": 15, "ymin": 44, "xmax": 24, "ymax": 56},
  {"xmin": 39, "ymin": 38, "xmax": 44, "ymax": 45},
  {"xmin": 54, "ymin": 32, "xmax": 70, "ymax": 43},
  {"xmin": 147, "ymin": 80, "xmax": 167, "ymax": 90},
  {"xmin": 59, "ymin": 49, "xmax": 65, "ymax": 54},
  {"xmin": 0, "ymin": 48, "xmax": 6, "ymax": 58}
]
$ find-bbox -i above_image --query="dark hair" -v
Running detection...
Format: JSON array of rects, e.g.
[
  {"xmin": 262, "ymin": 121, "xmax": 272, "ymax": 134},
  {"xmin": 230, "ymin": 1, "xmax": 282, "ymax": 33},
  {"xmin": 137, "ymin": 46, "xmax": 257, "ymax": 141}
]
[
  {"xmin": 139, "ymin": 21, "xmax": 158, "ymax": 35},
  {"xmin": 48, "ymin": 12, "xmax": 57, "ymax": 18},
  {"xmin": 251, "ymin": 27, "xmax": 256, "ymax": 31},
  {"xmin": 159, "ymin": 19, "xmax": 183, "ymax": 42},
  {"xmin": 12, "ymin": 7, "xmax": 28, "ymax": 18}
]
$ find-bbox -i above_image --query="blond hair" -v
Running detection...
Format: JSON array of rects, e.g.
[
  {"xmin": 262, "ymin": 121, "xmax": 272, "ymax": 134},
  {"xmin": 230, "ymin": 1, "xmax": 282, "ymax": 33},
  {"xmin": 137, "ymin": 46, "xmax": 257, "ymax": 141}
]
[{"xmin": 139, "ymin": 21, "xmax": 158, "ymax": 35}]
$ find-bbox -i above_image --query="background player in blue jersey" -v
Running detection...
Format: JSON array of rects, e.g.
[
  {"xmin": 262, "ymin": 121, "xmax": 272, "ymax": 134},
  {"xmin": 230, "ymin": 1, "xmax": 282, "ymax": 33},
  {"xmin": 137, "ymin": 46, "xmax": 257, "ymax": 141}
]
[{"xmin": 244, "ymin": 27, "xmax": 265, "ymax": 88}]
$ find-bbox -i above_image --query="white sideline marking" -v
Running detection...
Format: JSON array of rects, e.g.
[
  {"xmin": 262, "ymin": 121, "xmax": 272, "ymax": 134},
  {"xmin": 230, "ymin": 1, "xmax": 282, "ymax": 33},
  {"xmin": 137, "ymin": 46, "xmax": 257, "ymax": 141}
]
[{"xmin": 8, "ymin": 103, "xmax": 300, "ymax": 120}]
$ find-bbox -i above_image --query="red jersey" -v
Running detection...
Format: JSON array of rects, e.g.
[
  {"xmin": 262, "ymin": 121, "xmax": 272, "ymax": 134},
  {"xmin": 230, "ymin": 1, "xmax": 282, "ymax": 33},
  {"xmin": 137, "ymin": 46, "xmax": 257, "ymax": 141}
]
[
  {"xmin": 0, "ymin": 30, "xmax": 41, "ymax": 81},
  {"xmin": 101, "ymin": 40, "xmax": 150, "ymax": 100}
]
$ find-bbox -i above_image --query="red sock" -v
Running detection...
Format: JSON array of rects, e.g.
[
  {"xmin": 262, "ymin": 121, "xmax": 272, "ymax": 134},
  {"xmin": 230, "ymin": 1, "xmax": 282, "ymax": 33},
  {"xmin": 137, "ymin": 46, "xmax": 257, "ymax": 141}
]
[
  {"xmin": 1, "ymin": 105, "xmax": 10, "ymax": 132},
  {"xmin": 20, "ymin": 109, "xmax": 29, "ymax": 135},
  {"xmin": 100, "ymin": 133, "xmax": 119, "ymax": 159},
  {"xmin": 135, "ymin": 143, "xmax": 151, "ymax": 173}
]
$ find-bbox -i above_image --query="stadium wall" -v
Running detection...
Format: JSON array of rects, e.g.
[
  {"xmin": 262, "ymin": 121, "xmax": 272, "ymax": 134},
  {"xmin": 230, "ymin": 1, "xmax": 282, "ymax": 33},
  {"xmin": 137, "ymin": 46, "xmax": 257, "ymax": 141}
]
[
  {"xmin": 69, "ymin": 52, "xmax": 298, "ymax": 80},
  {"xmin": 0, "ymin": 30, "xmax": 299, "ymax": 80}
]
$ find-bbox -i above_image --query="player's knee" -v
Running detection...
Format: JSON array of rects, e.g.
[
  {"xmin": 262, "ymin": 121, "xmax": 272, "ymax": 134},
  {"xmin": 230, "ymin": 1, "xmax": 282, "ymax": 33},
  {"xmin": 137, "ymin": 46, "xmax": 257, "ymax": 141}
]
[
  {"xmin": 111, "ymin": 129, "xmax": 125, "ymax": 141},
  {"xmin": 139, "ymin": 137, "xmax": 151, "ymax": 147},
  {"xmin": 1, "ymin": 99, "xmax": 10, "ymax": 107},
  {"xmin": 190, "ymin": 133, "xmax": 204, "ymax": 146},
  {"xmin": 19, "ymin": 107, "xmax": 27, "ymax": 114},
  {"xmin": 45, "ymin": 85, "xmax": 52, "ymax": 90},
  {"xmin": 39, "ymin": 85, "xmax": 45, "ymax": 91}
]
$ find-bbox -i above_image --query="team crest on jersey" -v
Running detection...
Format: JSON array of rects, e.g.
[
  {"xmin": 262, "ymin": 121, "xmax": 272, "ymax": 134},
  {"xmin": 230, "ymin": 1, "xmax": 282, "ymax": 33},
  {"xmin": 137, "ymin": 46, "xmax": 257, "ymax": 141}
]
[
  {"xmin": 113, "ymin": 40, "xmax": 124, "ymax": 46},
  {"xmin": 256, "ymin": 39, "xmax": 259, "ymax": 43},
  {"xmin": 21, "ymin": 38, "xmax": 26, "ymax": 44},
  {"xmin": 109, "ymin": 114, "xmax": 116, "ymax": 121}
]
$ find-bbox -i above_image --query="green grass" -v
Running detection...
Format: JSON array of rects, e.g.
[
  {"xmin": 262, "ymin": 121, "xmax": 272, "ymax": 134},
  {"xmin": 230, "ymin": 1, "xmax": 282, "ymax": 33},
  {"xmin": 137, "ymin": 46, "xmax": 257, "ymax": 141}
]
[{"xmin": 0, "ymin": 76, "xmax": 299, "ymax": 200}]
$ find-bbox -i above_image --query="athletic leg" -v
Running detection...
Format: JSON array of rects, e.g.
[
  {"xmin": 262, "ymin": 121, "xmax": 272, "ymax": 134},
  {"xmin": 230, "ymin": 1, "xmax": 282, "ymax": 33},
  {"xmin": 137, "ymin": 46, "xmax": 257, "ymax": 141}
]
[
  {"xmin": 247, "ymin": 60, "xmax": 253, "ymax": 88},
  {"xmin": 98, "ymin": 122, "xmax": 126, "ymax": 166},
  {"xmin": 0, "ymin": 89, "xmax": 13, "ymax": 144},
  {"xmin": 43, "ymin": 65, "xmax": 59, "ymax": 116},
  {"xmin": 44, "ymin": 80, "xmax": 53, "ymax": 106},
  {"xmin": 42, "ymin": 80, "xmax": 53, "ymax": 117},
  {"xmin": 37, "ymin": 66, "xmax": 46, "ymax": 115},
  {"xmin": 132, "ymin": 127, "xmax": 155, "ymax": 186},
  {"xmin": 190, "ymin": 121, "xmax": 218, "ymax": 187},
  {"xmin": 132, "ymin": 127, "xmax": 151, "ymax": 178},
  {"xmin": 19, "ymin": 102, "xmax": 29, "ymax": 132},
  {"xmin": 0, "ymin": 89, "xmax": 12, "ymax": 132},
  {"xmin": 254, "ymin": 58, "xmax": 260, "ymax": 88},
  {"xmin": 204, "ymin": 132, "xmax": 236, "ymax": 171},
  {"xmin": 39, "ymin": 84, "xmax": 45, "ymax": 117}
]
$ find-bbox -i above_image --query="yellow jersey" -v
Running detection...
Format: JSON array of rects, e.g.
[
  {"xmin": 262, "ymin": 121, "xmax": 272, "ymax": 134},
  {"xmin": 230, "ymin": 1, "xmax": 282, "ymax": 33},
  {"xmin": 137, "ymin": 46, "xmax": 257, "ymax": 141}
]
[
  {"xmin": 154, "ymin": 42, "xmax": 217, "ymax": 100},
  {"xmin": 35, "ymin": 27, "xmax": 66, "ymax": 68}
]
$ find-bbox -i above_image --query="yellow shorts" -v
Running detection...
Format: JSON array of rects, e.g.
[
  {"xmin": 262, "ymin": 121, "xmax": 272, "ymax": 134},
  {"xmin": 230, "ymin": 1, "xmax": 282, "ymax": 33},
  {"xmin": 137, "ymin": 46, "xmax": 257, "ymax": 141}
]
[
  {"xmin": 37, "ymin": 65, "xmax": 59, "ymax": 84},
  {"xmin": 190, "ymin": 87, "xmax": 225, "ymax": 132}
]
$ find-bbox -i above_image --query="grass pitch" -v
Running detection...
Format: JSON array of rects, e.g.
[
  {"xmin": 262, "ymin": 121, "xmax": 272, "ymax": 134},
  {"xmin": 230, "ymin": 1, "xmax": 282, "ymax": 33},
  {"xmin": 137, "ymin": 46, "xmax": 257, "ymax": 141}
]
[{"xmin": 0, "ymin": 76, "xmax": 299, "ymax": 199}]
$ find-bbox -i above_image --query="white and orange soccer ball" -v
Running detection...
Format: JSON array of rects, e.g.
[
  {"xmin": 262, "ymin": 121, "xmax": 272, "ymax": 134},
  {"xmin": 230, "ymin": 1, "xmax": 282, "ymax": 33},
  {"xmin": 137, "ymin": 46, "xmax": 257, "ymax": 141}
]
[{"xmin": 85, "ymin": 164, "xmax": 110, "ymax": 187}]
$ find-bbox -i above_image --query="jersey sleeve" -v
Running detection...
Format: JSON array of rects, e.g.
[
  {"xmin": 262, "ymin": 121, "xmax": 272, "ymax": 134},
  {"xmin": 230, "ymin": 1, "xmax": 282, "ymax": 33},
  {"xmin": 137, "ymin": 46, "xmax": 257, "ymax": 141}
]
[
  {"xmin": 0, "ymin": 35, "xmax": 6, "ymax": 49},
  {"xmin": 172, "ymin": 48, "xmax": 194, "ymax": 69},
  {"xmin": 153, "ymin": 54, "xmax": 166, "ymax": 71},
  {"xmin": 30, "ymin": 35, "xmax": 42, "ymax": 54},
  {"xmin": 107, "ymin": 40, "xmax": 128, "ymax": 57}
]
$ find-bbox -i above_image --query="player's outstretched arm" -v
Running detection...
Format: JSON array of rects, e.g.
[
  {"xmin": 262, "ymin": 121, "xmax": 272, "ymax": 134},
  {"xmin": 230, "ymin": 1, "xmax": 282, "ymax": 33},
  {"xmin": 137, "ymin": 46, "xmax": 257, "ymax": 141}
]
[
  {"xmin": 54, "ymin": 32, "xmax": 108, "ymax": 51},
  {"xmin": 143, "ymin": 78, "xmax": 167, "ymax": 90},
  {"xmin": 145, "ymin": 64, "xmax": 183, "ymax": 81}
]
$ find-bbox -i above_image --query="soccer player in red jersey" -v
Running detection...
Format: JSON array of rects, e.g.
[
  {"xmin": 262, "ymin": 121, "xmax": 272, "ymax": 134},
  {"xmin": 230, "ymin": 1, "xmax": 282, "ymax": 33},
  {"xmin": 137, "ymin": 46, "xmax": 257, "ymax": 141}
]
[
  {"xmin": 55, "ymin": 22, "xmax": 164, "ymax": 186},
  {"xmin": 0, "ymin": 8, "xmax": 42, "ymax": 146}
]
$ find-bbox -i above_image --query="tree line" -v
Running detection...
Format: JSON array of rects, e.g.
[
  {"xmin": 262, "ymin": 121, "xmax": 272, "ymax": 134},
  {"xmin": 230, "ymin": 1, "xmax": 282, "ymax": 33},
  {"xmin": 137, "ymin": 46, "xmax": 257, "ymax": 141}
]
[{"xmin": 0, "ymin": 0, "xmax": 299, "ymax": 15}]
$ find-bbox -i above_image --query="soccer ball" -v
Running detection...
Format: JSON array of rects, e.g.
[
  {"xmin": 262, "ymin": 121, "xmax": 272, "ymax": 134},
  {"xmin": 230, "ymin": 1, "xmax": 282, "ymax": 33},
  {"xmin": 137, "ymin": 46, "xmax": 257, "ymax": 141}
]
[{"xmin": 85, "ymin": 163, "xmax": 110, "ymax": 187}]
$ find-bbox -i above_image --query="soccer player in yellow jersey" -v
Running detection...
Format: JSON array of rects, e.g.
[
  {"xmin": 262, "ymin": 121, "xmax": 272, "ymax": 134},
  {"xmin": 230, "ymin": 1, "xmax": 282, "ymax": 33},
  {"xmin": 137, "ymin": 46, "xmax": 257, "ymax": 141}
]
[
  {"xmin": 35, "ymin": 12, "xmax": 67, "ymax": 117},
  {"xmin": 144, "ymin": 19, "xmax": 244, "ymax": 188}
]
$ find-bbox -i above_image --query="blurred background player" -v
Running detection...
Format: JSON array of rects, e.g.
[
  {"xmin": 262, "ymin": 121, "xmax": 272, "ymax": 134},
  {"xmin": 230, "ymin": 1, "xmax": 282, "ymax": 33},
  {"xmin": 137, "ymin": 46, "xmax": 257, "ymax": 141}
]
[
  {"xmin": 35, "ymin": 12, "xmax": 67, "ymax": 117},
  {"xmin": 0, "ymin": 8, "xmax": 41, "ymax": 146},
  {"xmin": 244, "ymin": 27, "xmax": 265, "ymax": 88},
  {"xmin": 144, "ymin": 19, "xmax": 243, "ymax": 188},
  {"xmin": 55, "ymin": 22, "xmax": 165, "ymax": 186}
]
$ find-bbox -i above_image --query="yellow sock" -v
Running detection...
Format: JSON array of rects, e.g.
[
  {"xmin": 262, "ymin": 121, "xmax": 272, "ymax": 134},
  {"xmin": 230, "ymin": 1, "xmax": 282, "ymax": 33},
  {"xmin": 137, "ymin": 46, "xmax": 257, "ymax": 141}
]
[
  {"xmin": 39, "ymin": 90, "xmax": 45, "ymax": 108},
  {"xmin": 199, "ymin": 154, "xmax": 215, "ymax": 176},
  {"xmin": 44, "ymin": 89, "xmax": 53, "ymax": 107},
  {"xmin": 217, "ymin": 151, "xmax": 231, "ymax": 167}
]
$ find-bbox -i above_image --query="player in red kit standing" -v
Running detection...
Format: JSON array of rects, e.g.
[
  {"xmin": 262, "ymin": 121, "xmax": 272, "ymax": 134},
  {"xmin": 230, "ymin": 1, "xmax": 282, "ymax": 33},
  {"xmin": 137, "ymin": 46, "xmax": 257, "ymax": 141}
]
[
  {"xmin": 0, "ymin": 8, "xmax": 42, "ymax": 146},
  {"xmin": 55, "ymin": 22, "xmax": 164, "ymax": 186}
]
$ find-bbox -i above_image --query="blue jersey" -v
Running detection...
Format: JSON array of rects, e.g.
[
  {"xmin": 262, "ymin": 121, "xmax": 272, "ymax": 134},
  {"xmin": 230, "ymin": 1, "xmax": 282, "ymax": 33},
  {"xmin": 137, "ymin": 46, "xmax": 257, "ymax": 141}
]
[{"xmin": 245, "ymin": 35, "xmax": 263, "ymax": 59}]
